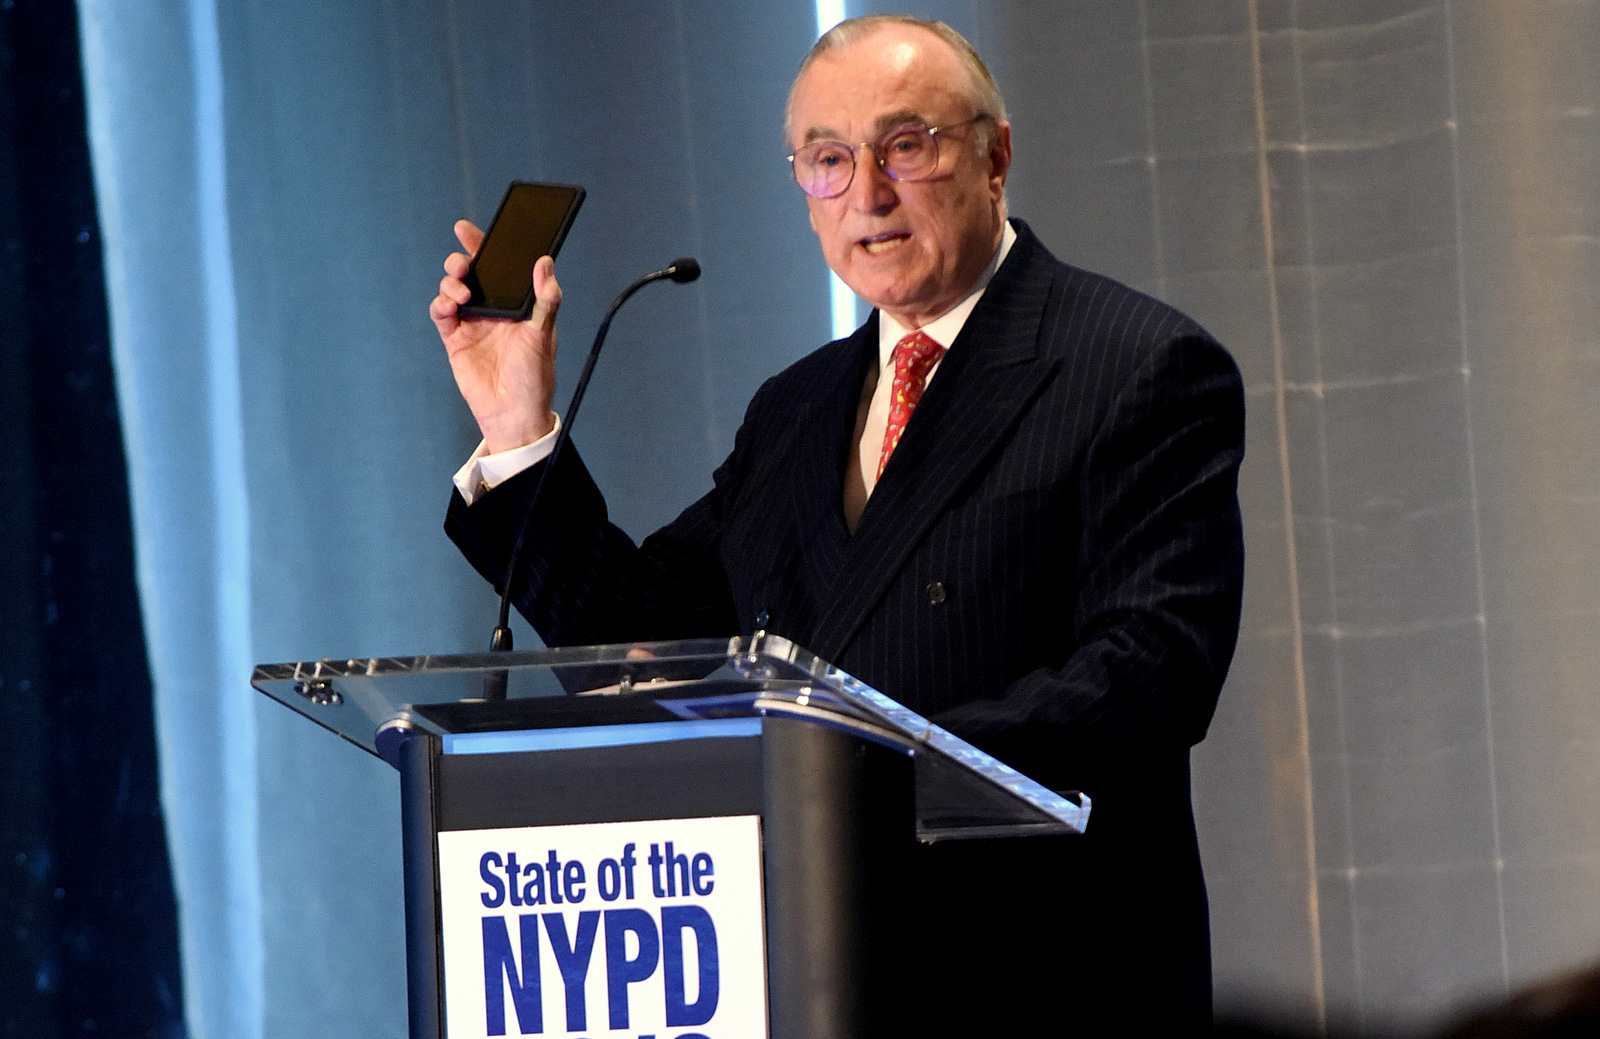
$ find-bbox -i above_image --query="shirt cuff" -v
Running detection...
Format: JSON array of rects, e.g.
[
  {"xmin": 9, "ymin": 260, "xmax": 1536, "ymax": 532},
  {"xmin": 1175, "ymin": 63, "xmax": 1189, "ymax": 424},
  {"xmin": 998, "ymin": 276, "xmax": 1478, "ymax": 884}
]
[{"xmin": 452, "ymin": 413, "xmax": 562, "ymax": 505}]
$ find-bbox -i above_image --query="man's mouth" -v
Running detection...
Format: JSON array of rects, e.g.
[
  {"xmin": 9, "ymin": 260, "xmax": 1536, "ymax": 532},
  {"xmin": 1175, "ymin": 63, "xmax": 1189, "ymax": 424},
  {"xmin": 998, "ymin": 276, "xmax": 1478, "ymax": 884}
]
[{"xmin": 859, "ymin": 231, "xmax": 909, "ymax": 255}]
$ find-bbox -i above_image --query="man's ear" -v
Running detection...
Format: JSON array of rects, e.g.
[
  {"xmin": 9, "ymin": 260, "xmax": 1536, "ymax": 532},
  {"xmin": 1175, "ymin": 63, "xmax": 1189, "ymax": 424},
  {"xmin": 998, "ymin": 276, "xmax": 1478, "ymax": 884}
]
[{"xmin": 987, "ymin": 119, "xmax": 1013, "ymax": 201}]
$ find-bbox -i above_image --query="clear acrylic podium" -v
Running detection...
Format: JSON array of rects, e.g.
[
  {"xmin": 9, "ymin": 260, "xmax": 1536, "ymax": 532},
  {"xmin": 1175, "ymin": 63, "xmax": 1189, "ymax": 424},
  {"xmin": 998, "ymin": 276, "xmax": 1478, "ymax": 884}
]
[{"xmin": 253, "ymin": 633, "xmax": 1089, "ymax": 1039}]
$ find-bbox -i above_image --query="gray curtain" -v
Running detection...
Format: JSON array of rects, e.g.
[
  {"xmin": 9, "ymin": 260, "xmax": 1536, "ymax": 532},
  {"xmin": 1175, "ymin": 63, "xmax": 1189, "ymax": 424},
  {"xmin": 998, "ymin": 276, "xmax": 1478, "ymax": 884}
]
[{"xmin": 79, "ymin": 0, "xmax": 1599, "ymax": 1036}]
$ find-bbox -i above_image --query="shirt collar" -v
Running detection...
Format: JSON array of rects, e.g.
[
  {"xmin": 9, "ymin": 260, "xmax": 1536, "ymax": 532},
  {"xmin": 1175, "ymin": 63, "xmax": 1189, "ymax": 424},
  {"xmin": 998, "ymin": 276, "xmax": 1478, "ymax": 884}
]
[{"xmin": 877, "ymin": 219, "xmax": 1017, "ymax": 366}]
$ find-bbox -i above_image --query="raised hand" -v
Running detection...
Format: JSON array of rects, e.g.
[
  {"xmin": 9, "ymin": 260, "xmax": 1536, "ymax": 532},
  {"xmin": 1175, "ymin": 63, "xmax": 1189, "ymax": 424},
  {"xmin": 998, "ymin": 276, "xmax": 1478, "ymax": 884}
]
[{"xmin": 430, "ymin": 219, "xmax": 561, "ymax": 453}]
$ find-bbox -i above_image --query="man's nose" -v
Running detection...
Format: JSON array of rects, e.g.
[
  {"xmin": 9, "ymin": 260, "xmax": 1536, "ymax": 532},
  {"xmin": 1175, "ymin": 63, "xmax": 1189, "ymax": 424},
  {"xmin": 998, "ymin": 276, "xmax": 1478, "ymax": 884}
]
[{"xmin": 847, "ymin": 148, "xmax": 898, "ymax": 213}]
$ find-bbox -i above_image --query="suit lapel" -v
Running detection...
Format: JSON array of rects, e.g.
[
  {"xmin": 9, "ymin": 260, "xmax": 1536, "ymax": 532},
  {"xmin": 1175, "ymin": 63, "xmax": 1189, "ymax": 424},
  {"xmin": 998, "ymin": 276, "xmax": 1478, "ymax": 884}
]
[
  {"xmin": 783, "ymin": 315, "xmax": 879, "ymax": 592},
  {"xmin": 810, "ymin": 226, "xmax": 1063, "ymax": 663}
]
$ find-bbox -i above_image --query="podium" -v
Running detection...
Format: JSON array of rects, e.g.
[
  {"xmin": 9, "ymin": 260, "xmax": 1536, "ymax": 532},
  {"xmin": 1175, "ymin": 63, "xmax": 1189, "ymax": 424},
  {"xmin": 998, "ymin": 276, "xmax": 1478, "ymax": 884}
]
[{"xmin": 253, "ymin": 633, "xmax": 1089, "ymax": 1039}]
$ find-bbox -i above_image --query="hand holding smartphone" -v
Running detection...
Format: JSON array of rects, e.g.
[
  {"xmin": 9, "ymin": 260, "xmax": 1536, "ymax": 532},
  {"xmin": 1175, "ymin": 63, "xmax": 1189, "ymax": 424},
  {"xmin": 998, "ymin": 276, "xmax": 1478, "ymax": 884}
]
[{"xmin": 459, "ymin": 181, "xmax": 585, "ymax": 321}]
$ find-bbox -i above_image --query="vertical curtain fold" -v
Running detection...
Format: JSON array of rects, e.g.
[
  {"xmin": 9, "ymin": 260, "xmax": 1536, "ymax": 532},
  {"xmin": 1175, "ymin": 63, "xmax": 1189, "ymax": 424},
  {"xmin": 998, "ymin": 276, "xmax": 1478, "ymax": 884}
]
[{"xmin": 77, "ymin": 2, "xmax": 261, "ymax": 1038}]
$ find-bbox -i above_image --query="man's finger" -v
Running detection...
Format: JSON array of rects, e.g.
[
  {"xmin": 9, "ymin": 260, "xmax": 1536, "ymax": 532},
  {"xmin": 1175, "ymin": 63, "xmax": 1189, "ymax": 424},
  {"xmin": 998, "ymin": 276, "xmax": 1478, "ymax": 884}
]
[
  {"xmin": 530, "ymin": 255, "xmax": 562, "ymax": 328},
  {"xmin": 429, "ymin": 292, "xmax": 460, "ymax": 333},
  {"xmin": 439, "ymin": 274, "xmax": 471, "ymax": 305},
  {"xmin": 454, "ymin": 219, "xmax": 484, "ymax": 256}
]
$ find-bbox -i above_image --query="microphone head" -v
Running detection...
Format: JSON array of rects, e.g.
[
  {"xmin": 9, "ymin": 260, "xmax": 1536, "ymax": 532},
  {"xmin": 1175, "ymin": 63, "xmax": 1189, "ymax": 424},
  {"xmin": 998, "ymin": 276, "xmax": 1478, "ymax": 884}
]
[{"xmin": 667, "ymin": 257, "xmax": 701, "ymax": 283}]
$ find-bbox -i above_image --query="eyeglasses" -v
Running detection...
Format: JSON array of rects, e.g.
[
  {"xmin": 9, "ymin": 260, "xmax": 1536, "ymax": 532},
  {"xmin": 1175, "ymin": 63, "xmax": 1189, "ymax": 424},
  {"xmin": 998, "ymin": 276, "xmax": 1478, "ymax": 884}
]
[{"xmin": 788, "ymin": 115, "xmax": 990, "ymax": 199}]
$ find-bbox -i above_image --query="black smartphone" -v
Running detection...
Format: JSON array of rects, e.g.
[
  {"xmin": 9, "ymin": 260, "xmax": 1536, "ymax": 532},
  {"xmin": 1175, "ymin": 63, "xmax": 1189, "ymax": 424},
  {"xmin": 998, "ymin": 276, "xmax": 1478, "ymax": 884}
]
[{"xmin": 459, "ymin": 181, "xmax": 585, "ymax": 321}]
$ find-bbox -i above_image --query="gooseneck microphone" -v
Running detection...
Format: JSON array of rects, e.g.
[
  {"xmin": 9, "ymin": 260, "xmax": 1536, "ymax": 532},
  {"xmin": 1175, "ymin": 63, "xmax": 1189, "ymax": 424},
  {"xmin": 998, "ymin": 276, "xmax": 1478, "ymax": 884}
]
[{"xmin": 486, "ymin": 258, "xmax": 701, "ymax": 678}]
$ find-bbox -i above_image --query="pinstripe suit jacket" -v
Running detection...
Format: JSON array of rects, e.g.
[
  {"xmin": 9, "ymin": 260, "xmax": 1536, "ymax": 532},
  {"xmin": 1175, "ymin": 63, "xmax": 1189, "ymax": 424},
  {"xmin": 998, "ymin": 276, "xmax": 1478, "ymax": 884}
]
[{"xmin": 447, "ymin": 219, "xmax": 1245, "ymax": 1017}]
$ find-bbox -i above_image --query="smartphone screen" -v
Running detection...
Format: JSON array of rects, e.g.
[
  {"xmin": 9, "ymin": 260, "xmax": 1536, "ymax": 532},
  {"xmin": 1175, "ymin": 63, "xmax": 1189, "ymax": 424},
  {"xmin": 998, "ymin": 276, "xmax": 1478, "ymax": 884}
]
[{"xmin": 460, "ymin": 181, "xmax": 585, "ymax": 320}]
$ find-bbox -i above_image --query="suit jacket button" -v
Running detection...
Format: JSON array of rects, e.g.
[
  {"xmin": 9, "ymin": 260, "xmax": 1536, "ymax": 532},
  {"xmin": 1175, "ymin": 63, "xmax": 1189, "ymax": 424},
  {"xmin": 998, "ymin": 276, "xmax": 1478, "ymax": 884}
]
[{"xmin": 926, "ymin": 581, "xmax": 947, "ymax": 605}]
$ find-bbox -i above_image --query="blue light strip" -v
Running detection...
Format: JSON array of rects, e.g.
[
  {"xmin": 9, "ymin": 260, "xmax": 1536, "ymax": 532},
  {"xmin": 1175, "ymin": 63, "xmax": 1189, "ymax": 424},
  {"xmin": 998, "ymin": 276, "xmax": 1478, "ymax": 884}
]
[
  {"xmin": 189, "ymin": 0, "xmax": 264, "ymax": 1034},
  {"xmin": 814, "ymin": 0, "xmax": 860, "ymax": 341},
  {"xmin": 830, "ymin": 273, "xmax": 858, "ymax": 340},
  {"xmin": 815, "ymin": 0, "xmax": 846, "ymax": 34},
  {"xmin": 442, "ymin": 717, "xmax": 762, "ymax": 756}
]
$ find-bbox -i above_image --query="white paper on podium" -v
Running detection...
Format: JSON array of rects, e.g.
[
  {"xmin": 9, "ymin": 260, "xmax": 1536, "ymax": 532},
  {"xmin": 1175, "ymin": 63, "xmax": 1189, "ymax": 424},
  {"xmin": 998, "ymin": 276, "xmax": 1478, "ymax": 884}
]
[{"xmin": 438, "ymin": 815, "xmax": 768, "ymax": 1038}]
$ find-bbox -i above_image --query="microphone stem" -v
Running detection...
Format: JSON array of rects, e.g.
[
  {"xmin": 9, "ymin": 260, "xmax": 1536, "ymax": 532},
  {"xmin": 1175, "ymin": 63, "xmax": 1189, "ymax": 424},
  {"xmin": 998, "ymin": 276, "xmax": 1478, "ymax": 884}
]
[{"xmin": 490, "ymin": 266, "xmax": 681, "ymax": 651}]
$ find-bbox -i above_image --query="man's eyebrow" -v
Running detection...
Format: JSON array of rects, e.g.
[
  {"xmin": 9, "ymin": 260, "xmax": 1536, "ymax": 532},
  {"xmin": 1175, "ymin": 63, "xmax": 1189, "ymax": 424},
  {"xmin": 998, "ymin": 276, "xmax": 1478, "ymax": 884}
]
[
  {"xmin": 800, "ymin": 110, "xmax": 930, "ymax": 146},
  {"xmin": 874, "ymin": 109, "xmax": 927, "ymax": 134}
]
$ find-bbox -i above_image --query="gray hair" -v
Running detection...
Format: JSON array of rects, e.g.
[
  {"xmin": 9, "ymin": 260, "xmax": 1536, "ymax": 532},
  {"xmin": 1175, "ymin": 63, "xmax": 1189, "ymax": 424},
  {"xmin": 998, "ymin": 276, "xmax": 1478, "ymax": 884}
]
[{"xmin": 786, "ymin": 15, "xmax": 1009, "ymax": 148}]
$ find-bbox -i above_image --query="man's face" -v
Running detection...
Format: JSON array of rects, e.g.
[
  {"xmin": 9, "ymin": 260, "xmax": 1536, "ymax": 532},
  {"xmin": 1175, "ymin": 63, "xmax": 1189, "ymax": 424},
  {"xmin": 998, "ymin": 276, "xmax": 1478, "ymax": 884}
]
[{"xmin": 786, "ymin": 26, "xmax": 1011, "ymax": 329}]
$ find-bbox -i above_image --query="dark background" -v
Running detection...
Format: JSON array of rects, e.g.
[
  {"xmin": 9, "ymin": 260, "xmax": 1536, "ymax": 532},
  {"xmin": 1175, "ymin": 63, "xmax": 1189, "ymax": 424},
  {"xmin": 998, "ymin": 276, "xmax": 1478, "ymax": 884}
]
[{"xmin": 0, "ymin": 1, "xmax": 184, "ymax": 1036}]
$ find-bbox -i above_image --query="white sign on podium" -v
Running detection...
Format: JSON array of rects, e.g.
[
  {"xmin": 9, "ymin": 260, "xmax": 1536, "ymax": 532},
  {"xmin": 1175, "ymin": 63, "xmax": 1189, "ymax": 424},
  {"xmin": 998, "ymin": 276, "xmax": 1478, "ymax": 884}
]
[{"xmin": 438, "ymin": 815, "xmax": 768, "ymax": 1038}]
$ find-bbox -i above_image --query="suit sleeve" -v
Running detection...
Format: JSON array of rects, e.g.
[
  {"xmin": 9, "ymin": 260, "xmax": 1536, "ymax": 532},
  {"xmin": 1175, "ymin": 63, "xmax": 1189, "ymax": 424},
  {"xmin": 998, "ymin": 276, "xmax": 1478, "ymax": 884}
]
[
  {"xmin": 934, "ymin": 332, "xmax": 1246, "ymax": 759},
  {"xmin": 443, "ymin": 380, "xmax": 780, "ymax": 647}
]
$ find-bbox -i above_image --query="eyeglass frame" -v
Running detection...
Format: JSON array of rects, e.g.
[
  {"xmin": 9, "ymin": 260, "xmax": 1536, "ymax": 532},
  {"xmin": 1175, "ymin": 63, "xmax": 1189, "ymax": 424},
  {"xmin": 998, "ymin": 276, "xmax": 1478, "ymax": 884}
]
[{"xmin": 786, "ymin": 114, "xmax": 993, "ymax": 199}]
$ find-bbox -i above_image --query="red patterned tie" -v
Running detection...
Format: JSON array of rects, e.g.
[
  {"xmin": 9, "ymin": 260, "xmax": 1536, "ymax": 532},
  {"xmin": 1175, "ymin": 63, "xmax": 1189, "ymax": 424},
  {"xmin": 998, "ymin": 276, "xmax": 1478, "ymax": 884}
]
[{"xmin": 876, "ymin": 329, "xmax": 946, "ymax": 480}]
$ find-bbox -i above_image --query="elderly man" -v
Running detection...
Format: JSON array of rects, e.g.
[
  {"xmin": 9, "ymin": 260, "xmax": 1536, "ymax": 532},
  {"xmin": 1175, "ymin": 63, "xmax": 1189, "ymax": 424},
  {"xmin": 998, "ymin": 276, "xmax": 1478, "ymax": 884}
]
[{"xmin": 434, "ymin": 14, "xmax": 1244, "ymax": 1031}]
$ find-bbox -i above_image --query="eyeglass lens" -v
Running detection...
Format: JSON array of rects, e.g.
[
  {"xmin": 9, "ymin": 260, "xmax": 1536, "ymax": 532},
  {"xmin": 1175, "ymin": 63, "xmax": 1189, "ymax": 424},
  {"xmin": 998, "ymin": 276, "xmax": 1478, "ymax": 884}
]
[{"xmin": 792, "ymin": 125, "xmax": 939, "ymax": 199}]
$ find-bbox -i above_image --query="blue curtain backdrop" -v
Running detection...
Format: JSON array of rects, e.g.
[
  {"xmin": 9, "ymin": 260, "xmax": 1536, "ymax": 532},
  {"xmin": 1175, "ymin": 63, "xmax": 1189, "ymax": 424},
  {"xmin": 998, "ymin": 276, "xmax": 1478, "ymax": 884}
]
[{"xmin": 78, "ymin": 1, "xmax": 1600, "ymax": 1036}]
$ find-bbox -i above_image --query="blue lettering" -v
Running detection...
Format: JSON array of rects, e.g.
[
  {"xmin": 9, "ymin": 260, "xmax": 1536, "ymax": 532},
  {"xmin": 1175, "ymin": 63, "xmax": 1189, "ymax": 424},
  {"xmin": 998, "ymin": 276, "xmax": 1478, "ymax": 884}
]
[
  {"xmin": 521, "ymin": 861, "xmax": 547, "ymax": 906},
  {"xmin": 506, "ymin": 852, "xmax": 523, "ymax": 907},
  {"xmin": 545, "ymin": 850, "xmax": 564, "ymax": 904},
  {"xmin": 604, "ymin": 907, "xmax": 660, "ymax": 1029},
  {"xmin": 662, "ymin": 905, "xmax": 719, "ymax": 1026},
  {"xmin": 597, "ymin": 858, "xmax": 622, "ymax": 902},
  {"xmin": 563, "ymin": 859, "xmax": 586, "ymax": 903},
  {"xmin": 480, "ymin": 853, "xmax": 506, "ymax": 909},
  {"xmin": 664, "ymin": 842, "xmax": 691, "ymax": 898},
  {"xmin": 481, "ymin": 915, "xmax": 541, "ymax": 1036},
  {"xmin": 648, "ymin": 844, "xmax": 667, "ymax": 897},
  {"xmin": 621, "ymin": 842, "xmax": 638, "ymax": 899},
  {"xmin": 542, "ymin": 911, "xmax": 600, "ymax": 1031},
  {"xmin": 691, "ymin": 852, "xmax": 714, "ymax": 896}
]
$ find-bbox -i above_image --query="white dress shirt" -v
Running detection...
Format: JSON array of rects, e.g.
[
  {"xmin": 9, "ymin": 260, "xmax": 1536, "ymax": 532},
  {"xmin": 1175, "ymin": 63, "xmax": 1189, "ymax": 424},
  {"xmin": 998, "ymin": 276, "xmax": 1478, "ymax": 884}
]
[{"xmin": 454, "ymin": 221, "xmax": 1017, "ymax": 509}]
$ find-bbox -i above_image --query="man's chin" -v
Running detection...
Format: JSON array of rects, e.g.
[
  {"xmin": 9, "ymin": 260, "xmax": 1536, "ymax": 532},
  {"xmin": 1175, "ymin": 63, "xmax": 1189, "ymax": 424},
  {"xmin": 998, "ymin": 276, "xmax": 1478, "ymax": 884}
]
[{"xmin": 839, "ymin": 273, "xmax": 919, "ymax": 315}]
